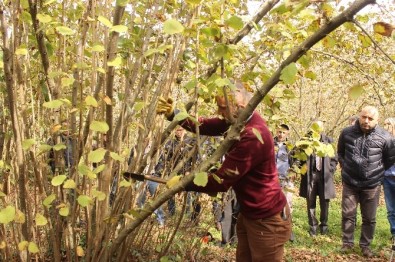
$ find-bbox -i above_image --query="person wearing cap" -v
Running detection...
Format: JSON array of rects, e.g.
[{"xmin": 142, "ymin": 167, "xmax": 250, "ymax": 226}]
[
  {"xmin": 274, "ymin": 124, "xmax": 295, "ymax": 241},
  {"xmin": 299, "ymin": 120, "xmax": 338, "ymax": 237}
]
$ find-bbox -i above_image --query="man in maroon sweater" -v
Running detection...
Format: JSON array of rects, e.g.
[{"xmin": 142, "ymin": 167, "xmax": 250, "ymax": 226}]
[{"xmin": 158, "ymin": 80, "xmax": 291, "ymax": 261}]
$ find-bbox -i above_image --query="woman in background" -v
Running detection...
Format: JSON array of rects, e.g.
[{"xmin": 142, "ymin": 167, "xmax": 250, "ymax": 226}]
[{"xmin": 383, "ymin": 117, "xmax": 395, "ymax": 242}]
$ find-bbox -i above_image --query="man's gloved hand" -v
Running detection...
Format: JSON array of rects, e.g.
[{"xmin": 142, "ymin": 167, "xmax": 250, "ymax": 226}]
[{"xmin": 156, "ymin": 97, "xmax": 174, "ymax": 118}]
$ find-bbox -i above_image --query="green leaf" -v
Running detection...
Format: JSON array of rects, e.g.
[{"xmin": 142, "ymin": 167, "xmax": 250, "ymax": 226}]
[
  {"xmin": 35, "ymin": 213, "xmax": 48, "ymax": 226},
  {"xmin": 28, "ymin": 242, "xmax": 40, "ymax": 253},
  {"xmin": 63, "ymin": 179, "xmax": 76, "ymax": 189},
  {"xmin": 0, "ymin": 206, "xmax": 16, "ymax": 224},
  {"xmin": 55, "ymin": 26, "xmax": 75, "ymax": 35},
  {"xmin": 61, "ymin": 77, "xmax": 74, "ymax": 87},
  {"xmin": 304, "ymin": 147, "xmax": 313, "ymax": 156},
  {"xmin": 92, "ymin": 189, "xmax": 106, "ymax": 201},
  {"xmin": 280, "ymin": 63, "xmax": 298, "ymax": 84},
  {"xmin": 111, "ymin": 25, "xmax": 128, "ymax": 33},
  {"xmin": 37, "ymin": 13, "xmax": 52, "ymax": 23},
  {"xmin": 88, "ymin": 148, "xmax": 107, "ymax": 163},
  {"xmin": 85, "ymin": 95, "xmax": 98, "ymax": 107},
  {"xmin": 133, "ymin": 101, "xmax": 145, "ymax": 112},
  {"xmin": 163, "ymin": 19, "xmax": 184, "ymax": 34},
  {"xmin": 348, "ymin": 84, "xmax": 365, "ymax": 100},
  {"xmin": 304, "ymin": 71, "xmax": 316, "ymax": 80},
  {"xmin": 43, "ymin": 99, "xmax": 63, "ymax": 109},
  {"xmin": 91, "ymin": 44, "xmax": 105, "ymax": 52},
  {"xmin": 77, "ymin": 195, "xmax": 92, "ymax": 207},
  {"xmin": 174, "ymin": 112, "xmax": 189, "ymax": 122},
  {"xmin": 59, "ymin": 206, "xmax": 69, "ymax": 216},
  {"xmin": 18, "ymin": 241, "xmax": 29, "ymax": 251},
  {"xmin": 186, "ymin": 0, "xmax": 202, "ymax": 4},
  {"xmin": 143, "ymin": 48, "xmax": 158, "ymax": 57},
  {"xmin": 44, "ymin": 0, "xmax": 56, "ymax": 6},
  {"xmin": 15, "ymin": 48, "xmax": 28, "ymax": 55},
  {"xmin": 119, "ymin": 179, "xmax": 132, "ymax": 188},
  {"xmin": 22, "ymin": 139, "xmax": 35, "ymax": 150},
  {"xmin": 53, "ymin": 143, "xmax": 66, "ymax": 151},
  {"xmin": 252, "ymin": 128, "xmax": 264, "ymax": 144},
  {"xmin": 107, "ymin": 56, "xmax": 122, "ymax": 67},
  {"xmin": 89, "ymin": 121, "xmax": 109, "ymax": 133},
  {"xmin": 225, "ymin": 16, "xmax": 244, "ymax": 30},
  {"xmin": 0, "ymin": 191, "xmax": 5, "ymax": 197},
  {"xmin": 358, "ymin": 33, "xmax": 372, "ymax": 47},
  {"xmin": 43, "ymin": 194, "xmax": 56, "ymax": 208},
  {"xmin": 116, "ymin": 0, "xmax": 129, "ymax": 6},
  {"xmin": 110, "ymin": 152, "xmax": 124, "ymax": 162},
  {"xmin": 193, "ymin": 172, "xmax": 208, "ymax": 187},
  {"xmin": 98, "ymin": 15, "xmax": 113, "ymax": 28},
  {"xmin": 51, "ymin": 175, "xmax": 67, "ymax": 186},
  {"xmin": 93, "ymin": 164, "xmax": 106, "ymax": 174},
  {"xmin": 78, "ymin": 164, "xmax": 91, "ymax": 176},
  {"xmin": 39, "ymin": 144, "xmax": 52, "ymax": 153}
]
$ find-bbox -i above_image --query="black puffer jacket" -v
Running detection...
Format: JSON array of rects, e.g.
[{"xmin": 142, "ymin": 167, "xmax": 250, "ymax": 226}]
[{"xmin": 337, "ymin": 121, "xmax": 395, "ymax": 188}]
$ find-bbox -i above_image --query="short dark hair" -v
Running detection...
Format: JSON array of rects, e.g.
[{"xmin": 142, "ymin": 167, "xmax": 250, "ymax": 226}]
[{"xmin": 279, "ymin": 124, "xmax": 289, "ymax": 130}]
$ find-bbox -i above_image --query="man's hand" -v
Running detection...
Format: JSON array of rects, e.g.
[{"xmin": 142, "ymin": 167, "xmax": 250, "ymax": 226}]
[{"xmin": 156, "ymin": 97, "xmax": 174, "ymax": 118}]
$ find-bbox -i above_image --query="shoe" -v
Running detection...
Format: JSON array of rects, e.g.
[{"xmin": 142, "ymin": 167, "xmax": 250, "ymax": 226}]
[
  {"xmin": 361, "ymin": 246, "xmax": 373, "ymax": 258},
  {"xmin": 340, "ymin": 243, "xmax": 353, "ymax": 253},
  {"xmin": 309, "ymin": 229, "xmax": 317, "ymax": 237},
  {"xmin": 320, "ymin": 227, "xmax": 328, "ymax": 235}
]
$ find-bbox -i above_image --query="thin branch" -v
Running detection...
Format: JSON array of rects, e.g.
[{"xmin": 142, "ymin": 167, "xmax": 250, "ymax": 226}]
[
  {"xmin": 110, "ymin": 0, "xmax": 376, "ymax": 254},
  {"xmin": 311, "ymin": 49, "xmax": 384, "ymax": 106},
  {"xmin": 353, "ymin": 19, "xmax": 395, "ymax": 65}
]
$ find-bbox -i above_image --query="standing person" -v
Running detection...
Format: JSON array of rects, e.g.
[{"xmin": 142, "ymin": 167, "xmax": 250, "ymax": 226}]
[
  {"xmin": 48, "ymin": 119, "xmax": 73, "ymax": 174},
  {"xmin": 299, "ymin": 121, "xmax": 338, "ymax": 237},
  {"xmin": 274, "ymin": 124, "xmax": 295, "ymax": 241},
  {"xmin": 338, "ymin": 106, "xmax": 395, "ymax": 257},
  {"xmin": 212, "ymin": 189, "xmax": 239, "ymax": 246},
  {"xmin": 157, "ymin": 80, "xmax": 291, "ymax": 262},
  {"xmin": 383, "ymin": 117, "xmax": 395, "ymax": 241},
  {"xmin": 137, "ymin": 127, "xmax": 193, "ymax": 226}
]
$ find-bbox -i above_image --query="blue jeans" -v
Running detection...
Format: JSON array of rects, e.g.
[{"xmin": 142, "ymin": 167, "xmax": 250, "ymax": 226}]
[
  {"xmin": 137, "ymin": 181, "xmax": 165, "ymax": 226},
  {"xmin": 383, "ymin": 176, "xmax": 395, "ymax": 236}
]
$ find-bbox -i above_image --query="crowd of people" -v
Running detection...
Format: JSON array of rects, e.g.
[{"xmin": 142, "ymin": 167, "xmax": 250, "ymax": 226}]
[
  {"xmin": 155, "ymin": 80, "xmax": 395, "ymax": 261},
  {"xmin": 49, "ymin": 79, "xmax": 395, "ymax": 261}
]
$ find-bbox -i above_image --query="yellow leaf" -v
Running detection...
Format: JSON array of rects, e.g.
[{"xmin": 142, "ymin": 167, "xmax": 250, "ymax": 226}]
[
  {"xmin": 0, "ymin": 241, "xmax": 6, "ymax": 249},
  {"xmin": 51, "ymin": 124, "xmax": 62, "ymax": 134},
  {"xmin": 166, "ymin": 176, "xmax": 181, "ymax": 188},
  {"xmin": 103, "ymin": 96, "xmax": 112, "ymax": 105},
  {"xmin": 35, "ymin": 214, "xmax": 48, "ymax": 226},
  {"xmin": 18, "ymin": 241, "xmax": 29, "ymax": 251},
  {"xmin": 14, "ymin": 210, "xmax": 26, "ymax": 224},
  {"xmin": 77, "ymin": 246, "xmax": 85, "ymax": 257},
  {"xmin": 28, "ymin": 242, "xmax": 39, "ymax": 253}
]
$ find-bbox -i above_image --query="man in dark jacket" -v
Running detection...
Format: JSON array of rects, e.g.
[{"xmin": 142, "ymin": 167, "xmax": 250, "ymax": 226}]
[
  {"xmin": 299, "ymin": 121, "xmax": 338, "ymax": 237},
  {"xmin": 338, "ymin": 106, "xmax": 395, "ymax": 258}
]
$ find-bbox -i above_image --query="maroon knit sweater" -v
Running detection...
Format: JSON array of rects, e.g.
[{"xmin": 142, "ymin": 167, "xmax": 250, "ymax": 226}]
[{"xmin": 183, "ymin": 111, "xmax": 286, "ymax": 219}]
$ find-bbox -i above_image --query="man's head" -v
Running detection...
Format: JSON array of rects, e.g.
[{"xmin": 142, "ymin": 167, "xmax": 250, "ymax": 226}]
[
  {"xmin": 175, "ymin": 127, "xmax": 186, "ymax": 140},
  {"xmin": 215, "ymin": 80, "xmax": 252, "ymax": 124},
  {"xmin": 276, "ymin": 124, "xmax": 289, "ymax": 142},
  {"xmin": 359, "ymin": 106, "xmax": 379, "ymax": 133},
  {"xmin": 383, "ymin": 117, "xmax": 395, "ymax": 136}
]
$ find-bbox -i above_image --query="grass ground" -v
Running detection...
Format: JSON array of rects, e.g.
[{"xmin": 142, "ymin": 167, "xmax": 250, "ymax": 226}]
[{"xmin": 198, "ymin": 181, "xmax": 394, "ymax": 262}]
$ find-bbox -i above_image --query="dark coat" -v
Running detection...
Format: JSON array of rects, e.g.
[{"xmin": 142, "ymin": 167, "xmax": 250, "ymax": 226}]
[
  {"xmin": 337, "ymin": 120, "xmax": 395, "ymax": 188},
  {"xmin": 299, "ymin": 134, "xmax": 338, "ymax": 199}
]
